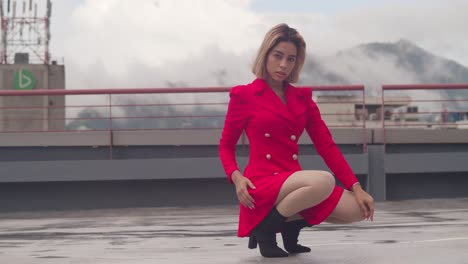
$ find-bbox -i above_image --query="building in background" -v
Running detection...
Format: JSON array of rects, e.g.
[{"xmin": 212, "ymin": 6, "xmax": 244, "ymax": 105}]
[
  {"xmin": 0, "ymin": 0, "xmax": 65, "ymax": 132},
  {"xmin": 316, "ymin": 94, "xmax": 415, "ymax": 128}
]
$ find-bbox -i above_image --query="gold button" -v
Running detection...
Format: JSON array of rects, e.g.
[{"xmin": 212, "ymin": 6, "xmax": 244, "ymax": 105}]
[
  {"xmin": 266, "ymin": 154, "xmax": 272, "ymax": 160},
  {"xmin": 292, "ymin": 154, "xmax": 298, "ymax": 160},
  {"xmin": 290, "ymin": 135, "xmax": 296, "ymax": 141},
  {"xmin": 264, "ymin": 133, "xmax": 271, "ymax": 138}
]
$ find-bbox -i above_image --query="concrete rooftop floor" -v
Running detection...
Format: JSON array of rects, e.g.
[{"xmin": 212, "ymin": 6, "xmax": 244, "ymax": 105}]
[{"xmin": 1, "ymin": 198, "xmax": 468, "ymax": 264}]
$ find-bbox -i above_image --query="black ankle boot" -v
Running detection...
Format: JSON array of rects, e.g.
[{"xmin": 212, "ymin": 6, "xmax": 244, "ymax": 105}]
[
  {"xmin": 281, "ymin": 219, "xmax": 312, "ymax": 254},
  {"xmin": 248, "ymin": 207, "xmax": 288, "ymax": 258}
]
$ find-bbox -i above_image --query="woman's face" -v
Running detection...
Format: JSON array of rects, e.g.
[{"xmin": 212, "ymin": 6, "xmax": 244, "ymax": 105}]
[{"xmin": 265, "ymin": 41, "xmax": 297, "ymax": 83}]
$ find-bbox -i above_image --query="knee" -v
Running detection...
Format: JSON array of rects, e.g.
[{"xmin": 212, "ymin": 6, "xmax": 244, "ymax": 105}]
[
  {"xmin": 348, "ymin": 204, "xmax": 367, "ymax": 223},
  {"xmin": 300, "ymin": 170, "xmax": 335, "ymax": 194},
  {"xmin": 348, "ymin": 212, "xmax": 367, "ymax": 223},
  {"xmin": 319, "ymin": 171, "xmax": 335, "ymax": 195}
]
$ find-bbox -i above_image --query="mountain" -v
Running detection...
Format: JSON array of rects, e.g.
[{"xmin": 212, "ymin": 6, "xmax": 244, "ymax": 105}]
[{"xmin": 301, "ymin": 39, "xmax": 468, "ymax": 91}]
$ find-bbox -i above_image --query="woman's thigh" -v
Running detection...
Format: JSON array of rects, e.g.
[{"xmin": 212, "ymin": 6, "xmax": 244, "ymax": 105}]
[
  {"xmin": 325, "ymin": 190, "xmax": 365, "ymax": 224},
  {"xmin": 275, "ymin": 170, "xmax": 335, "ymax": 204}
]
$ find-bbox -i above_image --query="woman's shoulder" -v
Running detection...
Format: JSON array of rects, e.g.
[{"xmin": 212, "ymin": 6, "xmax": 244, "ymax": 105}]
[
  {"xmin": 287, "ymin": 83, "xmax": 312, "ymax": 98},
  {"xmin": 230, "ymin": 84, "xmax": 248, "ymax": 94},
  {"xmin": 229, "ymin": 80, "xmax": 259, "ymax": 98},
  {"xmin": 229, "ymin": 85, "xmax": 249, "ymax": 102}
]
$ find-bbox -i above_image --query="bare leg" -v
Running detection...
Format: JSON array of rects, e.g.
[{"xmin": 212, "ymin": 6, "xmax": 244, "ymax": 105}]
[
  {"xmin": 325, "ymin": 190, "xmax": 366, "ymax": 224},
  {"xmin": 285, "ymin": 214, "xmax": 303, "ymax": 222},
  {"xmin": 275, "ymin": 170, "xmax": 335, "ymax": 217},
  {"xmin": 247, "ymin": 171, "xmax": 334, "ymax": 258}
]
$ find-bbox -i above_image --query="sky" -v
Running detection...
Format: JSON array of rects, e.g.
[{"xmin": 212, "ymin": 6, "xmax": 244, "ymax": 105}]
[
  {"xmin": 250, "ymin": 0, "xmax": 397, "ymax": 13},
  {"xmin": 7, "ymin": 0, "xmax": 468, "ymax": 89}
]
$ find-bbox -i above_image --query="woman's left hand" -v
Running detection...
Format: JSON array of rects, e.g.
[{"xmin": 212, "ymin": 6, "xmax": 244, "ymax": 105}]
[{"xmin": 352, "ymin": 184, "xmax": 375, "ymax": 221}]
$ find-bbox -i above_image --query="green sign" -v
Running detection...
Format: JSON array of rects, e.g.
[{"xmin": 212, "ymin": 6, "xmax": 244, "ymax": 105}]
[{"xmin": 14, "ymin": 69, "xmax": 36, "ymax": 90}]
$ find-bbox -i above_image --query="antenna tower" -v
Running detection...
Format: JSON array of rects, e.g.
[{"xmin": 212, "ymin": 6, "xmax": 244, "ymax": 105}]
[{"xmin": 0, "ymin": 0, "xmax": 52, "ymax": 64}]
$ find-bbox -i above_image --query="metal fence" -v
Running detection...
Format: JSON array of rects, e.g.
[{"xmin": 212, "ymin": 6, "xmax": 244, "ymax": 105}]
[
  {"xmin": 6, "ymin": 84, "xmax": 468, "ymax": 155},
  {"xmin": 381, "ymin": 84, "xmax": 468, "ymax": 147}
]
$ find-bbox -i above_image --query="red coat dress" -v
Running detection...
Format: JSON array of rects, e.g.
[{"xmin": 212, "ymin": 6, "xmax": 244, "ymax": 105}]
[{"xmin": 219, "ymin": 78, "xmax": 359, "ymax": 237}]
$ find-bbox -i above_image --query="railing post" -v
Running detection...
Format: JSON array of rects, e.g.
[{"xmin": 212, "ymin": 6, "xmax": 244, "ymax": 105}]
[
  {"xmin": 381, "ymin": 86, "xmax": 386, "ymax": 152},
  {"xmin": 109, "ymin": 94, "xmax": 113, "ymax": 160},
  {"xmin": 362, "ymin": 88, "xmax": 367, "ymax": 153}
]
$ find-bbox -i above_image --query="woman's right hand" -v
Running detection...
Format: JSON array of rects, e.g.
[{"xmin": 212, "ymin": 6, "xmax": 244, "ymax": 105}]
[{"xmin": 232, "ymin": 171, "xmax": 256, "ymax": 209}]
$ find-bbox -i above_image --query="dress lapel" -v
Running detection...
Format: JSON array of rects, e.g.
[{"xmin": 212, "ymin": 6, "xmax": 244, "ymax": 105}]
[
  {"xmin": 250, "ymin": 79, "xmax": 306, "ymax": 130},
  {"xmin": 285, "ymin": 83, "xmax": 307, "ymax": 119},
  {"xmin": 251, "ymin": 79, "xmax": 291, "ymax": 121}
]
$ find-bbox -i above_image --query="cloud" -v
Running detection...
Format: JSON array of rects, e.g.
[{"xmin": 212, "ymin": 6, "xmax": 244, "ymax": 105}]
[
  {"xmin": 55, "ymin": 0, "xmax": 260, "ymax": 74},
  {"xmin": 320, "ymin": 48, "xmax": 419, "ymax": 87},
  {"xmin": 65, "ymin": 43, "xmax": 255, "ymax": 89},
  {"xmin": 64, "ymin": 45, "xmax": 255, "ymax": 119}
]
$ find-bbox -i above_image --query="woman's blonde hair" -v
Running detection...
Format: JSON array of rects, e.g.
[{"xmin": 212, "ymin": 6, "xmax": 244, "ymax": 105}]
[{"xmin": 252, "ymin": 23, "xmax": 306, "ymax": 83}]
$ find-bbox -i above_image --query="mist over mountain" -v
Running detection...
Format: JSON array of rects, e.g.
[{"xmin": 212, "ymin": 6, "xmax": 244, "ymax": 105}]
[
  {"xmin": 301, "ymin": 39, "xmax": 468, "ymax": 91},
  {"xmin": 67, "ymin": 40, "xmax": 468, "ymax": 130}
]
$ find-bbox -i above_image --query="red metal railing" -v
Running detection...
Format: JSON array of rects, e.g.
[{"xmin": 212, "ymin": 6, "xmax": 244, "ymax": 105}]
[
  {"xmin": 0, "ymin": 85, "xmax": 367, "ymax": 157},
  {"xmin": 381, "ymin": 84, "xmax": 468, "ymax": 147}
]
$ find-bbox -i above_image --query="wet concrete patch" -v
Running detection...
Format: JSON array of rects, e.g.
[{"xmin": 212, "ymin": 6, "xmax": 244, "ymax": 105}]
[
  {"xmin": 0, "ymin": 242, "xmax": 27, "ymax": 248},
  {"xmin": 375, "ymin": 240, "xmax": 398, "ymax": 244},
  {"xmin": 36, "ymin": 256, "xmax": 69, "ymax": 259},
  {"xmin": 392, "ymin": 211, "xmax": 460, "ymax": 222},
  {"xmin": 167, "ymin": 222, "xmax": 237, "ymax": 227},
  {"xmin": 0, "ymin": 230, "xmax": 238, "ymax": 247},
  {"xmin": 312, "ymin": 223, "xmax": 467, "ymax": 232},
  {"xmin": 110, "ymin": 240, "xmax": 128, "ymax": 246}
]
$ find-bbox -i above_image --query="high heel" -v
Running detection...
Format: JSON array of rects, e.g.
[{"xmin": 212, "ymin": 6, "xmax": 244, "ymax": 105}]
[
  {"xmin": 281, "ymin": 219, "xmax": 312, "ymax": 254},
  {"xmin": 248, "ymin": 236, "xmax": 257, "ymax": 249},
  {"xmin": 248, "ymin": 207, "xmax": 289, "ymax": 258}
]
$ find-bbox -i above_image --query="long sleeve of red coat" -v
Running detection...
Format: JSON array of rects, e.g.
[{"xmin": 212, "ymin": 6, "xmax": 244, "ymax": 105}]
[
  {"xmin": 219, "ymin": 86, "xmax": 250, "ymax": 184},
  {"xmin": 303, "ymin": 88, "xmax": 359, "ymax": 190}
]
